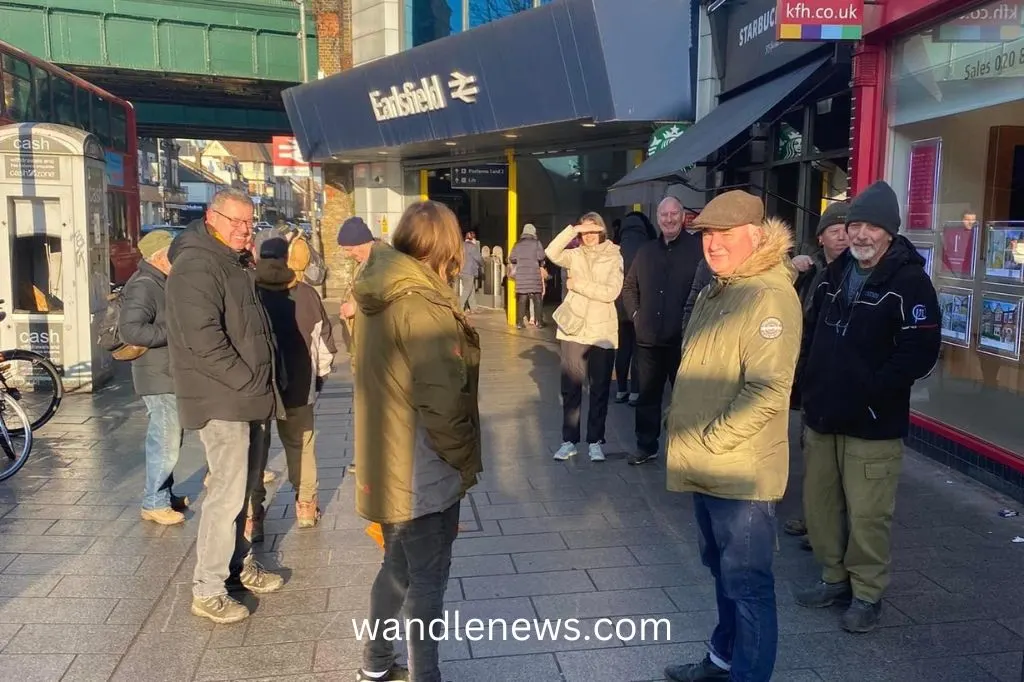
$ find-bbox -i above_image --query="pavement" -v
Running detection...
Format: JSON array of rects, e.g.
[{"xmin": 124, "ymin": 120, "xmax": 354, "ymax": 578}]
[{"xmin": 2, "ymin": 310, "xmax": 1024, "ymax": 681}]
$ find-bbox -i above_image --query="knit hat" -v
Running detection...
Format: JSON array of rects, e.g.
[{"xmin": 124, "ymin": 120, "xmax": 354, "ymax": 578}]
[
  {"xmin": 846, "ymin": 181, "xmax": 901, "ymax": 235},
  {"xmin": 816, "ymin": 201, "xmax": 849, "ymax": 236},
  {"xmin": 138, "ymin": 230, "xmax": 174, "ymax": 260},
  {"xmin": 692, "ymin": 190, "xmax": 764, "ymax": 230},
  {"xmin": 337, "ymin": 216, "xmax": 373, "ymax": 246},
  {"xmin": 259, "ymin": 235, "xmax": 289, "ymax": 260},
  {"xmin": 521, "ymin": 223, "xmax": 537, "ymax": 238}
]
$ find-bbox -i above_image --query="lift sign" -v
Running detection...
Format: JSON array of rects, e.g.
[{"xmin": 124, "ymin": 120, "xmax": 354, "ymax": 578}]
[{"xmin": 4, "ymin": 154, "xmax": 60, "ymax": 181}]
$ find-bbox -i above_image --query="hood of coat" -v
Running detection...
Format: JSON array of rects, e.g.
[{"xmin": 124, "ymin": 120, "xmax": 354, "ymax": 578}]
[
  {"xmin": 714, "ymin": 217, "xmax": 796, "ymax": 284},
  {"xmin": 354, "ymin": 242, "xmax": 460, "ymax": 317},
  {"xmin": 255, "ymin": 257, "xmax": 298, "ymax": 290},
  {"xmin": 578, "ymin": 238, "xmax": 619, "ymax": 259}
]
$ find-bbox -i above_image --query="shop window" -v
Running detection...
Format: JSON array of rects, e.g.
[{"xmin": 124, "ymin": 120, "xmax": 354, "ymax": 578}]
[
  {"xmin": 1, "ymin": 57, "xmax": 32, "ymax": 120},
  {"xmin": 468, "ymin": 0, "xmax": 532, "ymax": 28},
  {"xmin": 52, "ymin": 77, "xmax": 76, "ymax": 127},
  {"xmin": 407, "ymin": 0, "xmax": 463, "ymax": 47},
  {"xmin": 107, "ymin": 191, "xmax": 129, "ymax": 242},
  {"xmin": 811, "ymin": 93, "xmax": 852, "ymax": 154}
]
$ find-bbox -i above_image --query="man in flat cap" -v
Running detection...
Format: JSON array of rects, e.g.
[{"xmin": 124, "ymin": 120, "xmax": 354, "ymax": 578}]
[
  {"xmin": 663, "ymin": 190, "xmax": 802, "ymax": 682},
  {"xmin": 795, "ymin": 181, "xmax": 939, "ymax": 634},
  {"xmin": 119, "ymin": 229, "xmax": 189, "ymax": 526}
]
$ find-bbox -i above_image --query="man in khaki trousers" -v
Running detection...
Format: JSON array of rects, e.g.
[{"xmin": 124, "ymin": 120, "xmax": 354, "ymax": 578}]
[{"xmin": 794, "ymin": 182, "xmax": 940, "ymax": 633}]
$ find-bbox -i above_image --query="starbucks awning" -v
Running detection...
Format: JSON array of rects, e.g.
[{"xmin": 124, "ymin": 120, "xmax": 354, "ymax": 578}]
[
  {"xmin": 282, "ymin": 0, "xmax": 695, "ymax": 160},
  {"xmin": 606, "ymin": 56, "xmax": 830, "ymax": 207}
]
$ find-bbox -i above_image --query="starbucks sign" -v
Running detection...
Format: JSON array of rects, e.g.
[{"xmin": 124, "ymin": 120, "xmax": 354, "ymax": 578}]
[{"xmin": 647, "ymin": 123, "xmax": 691, "ymax": 158}]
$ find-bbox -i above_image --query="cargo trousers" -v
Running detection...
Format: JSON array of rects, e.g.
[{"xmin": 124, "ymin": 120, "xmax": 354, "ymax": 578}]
[{"xmin": 802, "ymin": 427, "xmax": 903, "ymax": 604}]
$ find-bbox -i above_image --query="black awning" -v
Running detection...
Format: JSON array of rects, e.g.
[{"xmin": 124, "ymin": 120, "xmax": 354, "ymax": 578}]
[
  {"xmin": 282, "ymin": 0, "xmax": 695, "ymax": 159},
  {"xmin": 606, "ymin": 56, "xmax": 829, "ymax": 207}
]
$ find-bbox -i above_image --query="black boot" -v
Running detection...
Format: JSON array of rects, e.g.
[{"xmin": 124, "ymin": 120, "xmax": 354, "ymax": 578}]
[
  {"xmin": 664, "ymin": 655, "xmax": 729, "ymax": 681},
  {"xmin": 795, "ymin": 580, "xmax": 852, "ymax": 608},
  {"xmin": 841, "ymin": 598, "xmax": 882, "ymax": 633}
]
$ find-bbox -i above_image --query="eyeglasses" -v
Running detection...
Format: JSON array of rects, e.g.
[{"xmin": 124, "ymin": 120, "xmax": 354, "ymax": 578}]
[{"xmin": 213, "ymin": 210, "xmax": 254, "ymax": 229}]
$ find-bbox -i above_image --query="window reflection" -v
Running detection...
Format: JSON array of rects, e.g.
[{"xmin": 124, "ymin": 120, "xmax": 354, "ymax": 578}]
[
  {"xmin": 408, "ymin": 0, "xmax": 462, "ymax": 47},
  {"xmin": 468, "ymin": 0, "xmax": 533, "ymax": 28}
]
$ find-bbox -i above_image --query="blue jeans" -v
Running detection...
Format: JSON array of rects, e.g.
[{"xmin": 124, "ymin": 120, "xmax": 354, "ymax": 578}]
[
  {"xmin": 693, "ymin": 493, "xmax": 778, "ymax": 682},
  {"xmin": 141, "ymin": 394, "xmax": 182, "ymax": 511}
]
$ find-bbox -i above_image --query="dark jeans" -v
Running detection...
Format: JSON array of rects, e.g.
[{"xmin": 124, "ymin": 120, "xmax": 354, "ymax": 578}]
[
  {"xmin": 615, "ymin": 321, "xmax": 639, "ymax": 394},
  {"xmin": 634, "ymin": 344, "xmax": 682, "ymax": 455},
  {"xmin": 364, "ymin": 502, "xmax": 461, "ymax": 682},
  {"xmin": 560, "ymin": 340, "xmax": 615, "ymax": 444},
  {"xmin": 694, "ymin": 493, "xmax": 778, "ymax": 682},
  {"xmin": 516, "ymin": 293, "xmax": 543, "ymax": 323}
]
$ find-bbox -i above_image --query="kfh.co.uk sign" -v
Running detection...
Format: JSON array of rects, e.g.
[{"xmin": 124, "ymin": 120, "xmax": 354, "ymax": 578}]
[{"xmin": 776, "ymin": 0, "xmax": 864, "ymax": 41}]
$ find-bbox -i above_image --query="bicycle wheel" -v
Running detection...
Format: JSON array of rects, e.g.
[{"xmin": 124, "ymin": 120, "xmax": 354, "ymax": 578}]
[
  {"xmin": 0, "ymin": 349, "xmax": 63, "ymax": 433},
  {"xmin": 0, "ymin": 392, "xmax": 33, "ymax": 483}
]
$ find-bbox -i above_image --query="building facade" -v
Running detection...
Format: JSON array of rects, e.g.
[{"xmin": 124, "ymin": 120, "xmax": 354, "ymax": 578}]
[
  {"xmin": 850, "ymin": 0, "xmax": 1024, "ymax": 496},
  {"xmin": 137, "ymin": 138, "xmax": 185, "ymax": 226}
]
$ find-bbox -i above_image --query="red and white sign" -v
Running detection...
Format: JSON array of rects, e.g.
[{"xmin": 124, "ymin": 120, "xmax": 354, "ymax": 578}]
[
  {"xmin": 272, "ymin": 136, "xmax": 313, "ymax": 178},
  {"xmin": 941, "ymin": 223, "xmax": 977, "ymax": 278},
  {"xmin": 906, "ymin": 137, "xmax": 942, "ymax": 231}
]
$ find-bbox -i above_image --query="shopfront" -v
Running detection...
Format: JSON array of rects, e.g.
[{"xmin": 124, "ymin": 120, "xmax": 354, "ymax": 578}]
[
  {"xmin": 852, "ymin": 0, "xmax": 1024, "ymax": 493},
  {"xmin": 610, "ymin": 0, "xmax": 854, "ymax": 252},
  {"xmin": 283, "ymin": 0, "xmax": 696, "ymax": 324}
]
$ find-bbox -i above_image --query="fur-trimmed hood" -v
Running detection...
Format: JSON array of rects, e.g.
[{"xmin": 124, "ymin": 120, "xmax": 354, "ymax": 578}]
[{"xmin": 722, "ymin": 217, "xmax": 796, "ymax": 282}]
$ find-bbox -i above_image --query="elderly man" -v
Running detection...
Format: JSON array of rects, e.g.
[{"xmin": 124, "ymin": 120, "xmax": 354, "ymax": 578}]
[
  {"xmin": 621, "ymin": 196, "xmax": 703, "ymax": 466},
  {"xmin": 663, "ymin": 190, "xmax": 802, "ymax": 682},
  {"xmin": 166, "ymin": 188, "xmax": 284, "ymax": 624},
  {"xmin": 795, "ymin": 181, "xmax": 940, "ymax": 633},
  {"xmin": 119, "ymin": 230, "xmax": 189, "ymax": 525},
  {"xmin": 338, "ymin": 216, "xmax": 376, "ymax": 325}
]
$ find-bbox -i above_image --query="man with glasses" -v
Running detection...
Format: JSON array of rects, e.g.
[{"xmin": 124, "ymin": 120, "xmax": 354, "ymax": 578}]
[{"xmin": 166, "ymin": 188, "xmax": 285, "ymax": 624}]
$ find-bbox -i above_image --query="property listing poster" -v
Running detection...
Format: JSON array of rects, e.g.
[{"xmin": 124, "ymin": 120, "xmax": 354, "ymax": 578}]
[
  {"xmin": 979, "ymin": 295, "xmax": 1021, "ymax": 360},
  {"xmin": 985, "ymin": 223, "xmax": 1024, "ymax": 283},
  {"xmin": 906, "ymin": 138, "xmax": 941, "ymax": 231},
  {"xmin": 939, "ymin": 222, "xmax": 977, "ymax": 278},
  {"xmin": 914, "ymin": 244, "xmax": 934, "ymax": 278},
  {"xmin": 938, "ymin": 287, "xmax": 972, "ymax": 347}
]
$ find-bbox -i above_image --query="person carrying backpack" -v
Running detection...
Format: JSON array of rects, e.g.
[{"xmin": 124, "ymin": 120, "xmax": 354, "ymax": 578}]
[{"xmin": 118, "ymin": 230, "xmax": 190, "ymax": 525}]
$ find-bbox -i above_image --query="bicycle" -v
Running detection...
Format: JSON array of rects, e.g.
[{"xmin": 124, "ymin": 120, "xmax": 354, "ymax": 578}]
[
  {"xmin": 0, "ymin": 387, "xmax": 33, "ymax": 482},
  {"xmin": 0, "ymin": 300, "xmax": 64, "ymax": 433}
]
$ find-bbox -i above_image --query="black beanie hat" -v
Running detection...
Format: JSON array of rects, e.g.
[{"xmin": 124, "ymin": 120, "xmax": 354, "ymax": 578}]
[
  {"xmin": 816, "ymin": 201, "xmax": 849, "ymax": 236},
  {"xmin": 846, "ymin": 181, "xmax": 901, "ymax": 236}
]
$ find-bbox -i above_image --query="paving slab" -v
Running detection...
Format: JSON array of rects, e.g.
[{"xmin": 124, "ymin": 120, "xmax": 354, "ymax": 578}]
[{"xmin": 0, "ymin": 317, "xmax": 1022, "ymax": 679}]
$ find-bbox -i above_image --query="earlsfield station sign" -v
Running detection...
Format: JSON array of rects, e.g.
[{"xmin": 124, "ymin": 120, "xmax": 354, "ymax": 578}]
[{"xmin": 369, "ymin": 71, "xmax": 481, "ymax": 122}]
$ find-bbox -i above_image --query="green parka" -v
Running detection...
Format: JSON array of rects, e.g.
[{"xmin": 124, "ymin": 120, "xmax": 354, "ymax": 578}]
[
  {"xmin": 666, "ymin": 218, "xmax": 802, "ymax": 501},
  {"xmin": 352, "ymin": 244, "xmax": 482, "ymax": 524}
]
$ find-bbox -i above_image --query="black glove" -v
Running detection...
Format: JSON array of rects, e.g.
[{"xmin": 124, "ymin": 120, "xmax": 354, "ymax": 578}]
[{"xmin": 315, "ymin": 376, "xmax": 325, "ymax": 393}]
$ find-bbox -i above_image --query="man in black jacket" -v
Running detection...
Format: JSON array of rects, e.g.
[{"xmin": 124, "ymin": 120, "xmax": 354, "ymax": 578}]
[
  {"xmin": 794, "ymin": 181, "xmax": 940, "ymax": 634},
  {"xmin": 119, "ymin": 230, "xmax": 188, "ymax": 526},
  {"xmin": 622, "ymin": 196, "xmax": 702, "ymax": 465},
  {"xmin": 166, "ymin": 189, "xmax": 284, "ymax": 625}
]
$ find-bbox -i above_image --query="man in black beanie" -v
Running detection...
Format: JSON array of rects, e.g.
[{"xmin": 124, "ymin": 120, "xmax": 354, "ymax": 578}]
[{"xmin": 794, "ymin": 180, "xmax": 940, "ymax": 633}]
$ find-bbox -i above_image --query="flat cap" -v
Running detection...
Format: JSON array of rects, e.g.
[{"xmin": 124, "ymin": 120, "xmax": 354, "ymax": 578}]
[
  {"xmin": 692, "ymin": 190, "xmax": 764, "ymax": 230},
  {"xmin": 138, "ymin": 230, "xmax": 174, "ymax": 260}
]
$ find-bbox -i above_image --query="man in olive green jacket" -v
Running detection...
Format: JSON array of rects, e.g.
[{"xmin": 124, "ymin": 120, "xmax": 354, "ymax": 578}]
[{"xmin": 663, "ymin": 191, "xmax": 802, "ymax": 682}]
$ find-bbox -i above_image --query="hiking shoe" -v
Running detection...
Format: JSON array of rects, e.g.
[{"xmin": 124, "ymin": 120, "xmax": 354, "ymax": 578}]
[
  {"xmin": 614, "ymin": 391, "xmax": 629, "ymax": 403},
  {"xmin": 170, "ymin": 494, "xmax": 190, "ymax": 512},
  {"xmin": 229, "ymin": 561, "xmax": 284, "ymax": 594},
  {"xmin": 356, "ymin": 664, "xmax": 409, "ymax": 681},
  {"xmin": 783, "ymin": 518, "xmax": 807, "ymax": 536},
  {"xmin": 553, "ymin": 442, "xmax": 577, "ymax": 461},
  {"xmin": 296, "ymin": 497, "xmax": 321, "ymax": 529},
  {"xmin": 795, "ymin": 580, "xmax": 852, "ymax": 608},
  {"xmin": 628, "ymin": 451, "xmax": 658, "ymax": 466},
  {"xmin": 191, "ymin": 594, "xmax": 249, "ymax": 624},
  {"xmin": 140, "ymin": 508, "xmax": 185, "ymax": 526},
  {"xmin": 588, "ymin": 443, "xmax": 606, "ymax": 462},
  {"xmin": 664, "ymin": 654, "xmax": 730, "ymax": 681},
  {"xmin": 244, "ymin": 509, "xmax": 266, "ymax": 543},
  {"xmin": 841, "ymin": 598, "xmax": 882, "ymax": 633}
]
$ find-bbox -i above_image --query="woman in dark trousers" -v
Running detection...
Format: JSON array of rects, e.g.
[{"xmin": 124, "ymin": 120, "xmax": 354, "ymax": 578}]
[
  {"xmin": 613, "ymin": 211, "xmax": 656, "ymax": 405},
  {"xmin": 545, "ymin": 213, "xmax": 624, "ymax": 463},
  {"xmin": 509, "ymin": 223, "xmax": 547, "ymax": 329}
]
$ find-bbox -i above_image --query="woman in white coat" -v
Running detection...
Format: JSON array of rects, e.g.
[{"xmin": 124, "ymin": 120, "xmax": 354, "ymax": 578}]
[{"xmin": 545, "ymin": 212, "xmax": 624, "ymax": 462}]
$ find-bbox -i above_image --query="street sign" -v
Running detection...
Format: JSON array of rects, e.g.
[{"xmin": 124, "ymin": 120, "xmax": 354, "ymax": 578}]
[
  {"xmin": 272, "ymin": 136, "xmax": 311, "ymax": 178},
  {"xmin": 451, "ymin": 164, "xmax": 508, "ymax": 190},
  {"xmin": 776, "ymin": 0, "xmax": 865, "ymax": 41}
]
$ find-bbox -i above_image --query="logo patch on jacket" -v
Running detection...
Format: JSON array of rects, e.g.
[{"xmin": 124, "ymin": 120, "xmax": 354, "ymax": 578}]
[
  {"xmin": 759, "ymin": 317, "xmax": 784, "ymax": 339},
  {"xmin": 911, "ymin": 304, "xmax": 928, "ymax": 322}
]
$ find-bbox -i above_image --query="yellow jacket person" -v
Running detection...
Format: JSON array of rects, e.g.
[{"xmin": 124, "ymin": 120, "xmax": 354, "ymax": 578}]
[{"xmin": 666, "ymin": 191, "xmax": 802, "ymax": 502}]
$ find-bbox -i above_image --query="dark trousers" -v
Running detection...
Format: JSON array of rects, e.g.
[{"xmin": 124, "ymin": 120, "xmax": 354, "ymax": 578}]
[
  {"xmin": 516, "ymin": 293, "xmax": 543, "ymax": 322},
  {"xmin": 634, "ymin": 344, "xmax": 682, "ymax": 455},
  {"xmin": 615, "ymin": 321, "xmax": 639, "ymax": 395},
  {"xmin": 364, "ymin": 502, "xmax": 461, "ymax": 682},
  {"xmin": 694, "ymin": 493, "xmax": 779, "ymax": 682},
  {"xmin": 560, "ymin": 340, "xmax": 615, "ymax": 444}
]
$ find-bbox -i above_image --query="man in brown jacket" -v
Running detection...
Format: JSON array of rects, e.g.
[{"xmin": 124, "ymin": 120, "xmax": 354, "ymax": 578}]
[{"xmin": 662, "ymin": 191, "xmax": 802, "ymax": 682}]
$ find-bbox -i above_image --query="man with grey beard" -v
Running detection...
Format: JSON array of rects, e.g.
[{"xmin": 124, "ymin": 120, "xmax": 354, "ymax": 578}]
[{"xmin": 793, "ymin": 181, "xmax": 940, "ymax": 634}]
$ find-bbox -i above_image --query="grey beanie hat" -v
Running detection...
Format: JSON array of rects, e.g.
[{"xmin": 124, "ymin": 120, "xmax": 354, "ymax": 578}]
[{"xmin": 816, "ymin": 202, "xmax": 849, "ymax": 236}]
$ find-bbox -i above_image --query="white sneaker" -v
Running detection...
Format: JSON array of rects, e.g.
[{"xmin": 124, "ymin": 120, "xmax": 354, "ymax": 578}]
[
  {"xmin": 553, "ymin": 442, "xmax": 577, "ymax": 461},
  {"xmin": 588, "ymin": 443, "xmax": 606, "ymax": 462}
]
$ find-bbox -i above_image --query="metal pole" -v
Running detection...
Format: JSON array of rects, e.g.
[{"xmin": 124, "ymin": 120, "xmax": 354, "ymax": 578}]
[{"xmin": 295, "ymin": 0, "xmax": 325, "ymax": 295}]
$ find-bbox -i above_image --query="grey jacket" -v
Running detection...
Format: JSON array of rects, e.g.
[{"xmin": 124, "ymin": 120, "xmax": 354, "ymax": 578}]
[
  {"xmin": 119, "ymin": 260, "xmax": 173, "ymax": 396},
  {"xmin": 509, "ymin": 236, "xmax": 546, "ymax": 294}
]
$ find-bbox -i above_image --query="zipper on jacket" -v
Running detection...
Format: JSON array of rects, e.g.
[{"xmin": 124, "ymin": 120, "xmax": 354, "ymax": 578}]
[{"xmin": 868, "ymin": 406, "xmax": 878, "ymax": 420}]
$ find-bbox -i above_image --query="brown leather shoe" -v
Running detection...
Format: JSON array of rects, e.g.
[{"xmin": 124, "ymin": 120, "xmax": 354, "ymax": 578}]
[{"xmin": 244, "ymin": 507, "xmax": 266, "ymax": 543}]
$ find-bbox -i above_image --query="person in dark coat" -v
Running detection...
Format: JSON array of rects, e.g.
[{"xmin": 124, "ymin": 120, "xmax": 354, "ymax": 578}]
[
  {"xmin": 509, "ymin": 223, "xmax": 547, "ymax": 329},
  {"xmin": 119, "ymin": 230, "xmax": 188, "ymax": 526},
  {"xmin": 613, "ymin": 211, "xmax": 655, "ymax": 404}
]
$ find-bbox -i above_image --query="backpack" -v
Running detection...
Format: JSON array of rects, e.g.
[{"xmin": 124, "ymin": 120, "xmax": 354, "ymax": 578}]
[{"xmin": 96, "ymin": 284, "xmax": 147, "ymax": 361}]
